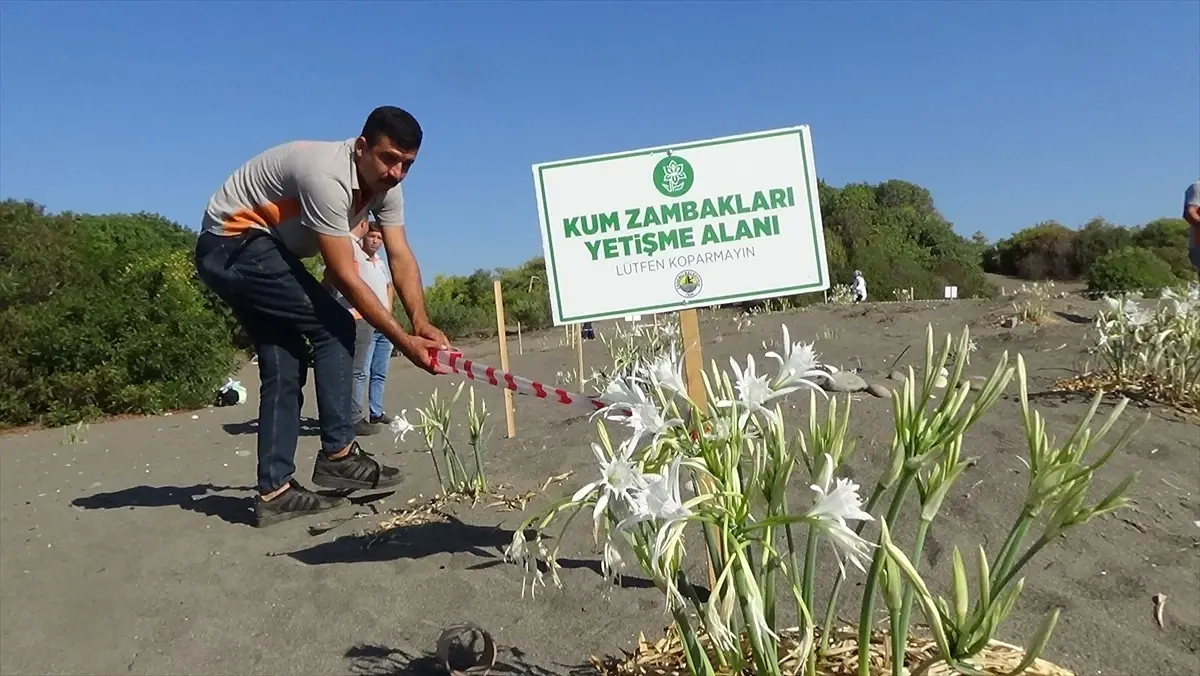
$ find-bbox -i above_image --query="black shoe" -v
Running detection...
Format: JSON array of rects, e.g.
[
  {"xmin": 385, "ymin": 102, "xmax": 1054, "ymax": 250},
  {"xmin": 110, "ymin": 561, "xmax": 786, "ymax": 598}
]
[
  {"xmin": 311, "ymin": 441, "xmax": 404, "ymax": 491},
  {"xmin": 355, "ymin": 419, "xmax": 382, "ymax": 436},
  {"xmin": 255, "ymin": 480, "xmax": 349, "ymax": 528},
  {"xmin": 369, "ymin": 412, "xmax": 395, "ymax": 425}
]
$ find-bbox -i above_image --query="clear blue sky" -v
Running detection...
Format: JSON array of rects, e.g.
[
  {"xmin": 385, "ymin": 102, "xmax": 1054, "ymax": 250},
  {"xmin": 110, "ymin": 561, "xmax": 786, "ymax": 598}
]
[{"xmin": 2, "ymin": 1, "xmax": 1197, "ymax": 279}]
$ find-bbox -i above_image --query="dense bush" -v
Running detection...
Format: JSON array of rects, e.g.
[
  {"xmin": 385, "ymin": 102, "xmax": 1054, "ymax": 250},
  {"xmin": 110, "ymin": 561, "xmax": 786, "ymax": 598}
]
[
  {"xmin": 984, "ymin": 217, "xmax": 1196, "ymax": 287},
  {"xmin": 1085, "ymin": 246, "xmax": 1180, "ymax": 295},
  {"xmin": 792, "ymin": 179, "xmax": 994, "ymax": 302},
  {"xmin": 417, "ymin": 258, "xmax": 552, "ymax": 339},
  {"xmin": 0, "ymin": 200, "xmax": 238, "ymax": 428}
]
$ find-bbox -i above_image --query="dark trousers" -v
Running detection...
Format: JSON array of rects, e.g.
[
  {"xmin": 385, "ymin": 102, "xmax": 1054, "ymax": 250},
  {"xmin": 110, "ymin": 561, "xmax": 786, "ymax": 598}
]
[{"xmin": 194, "ymin": 231, "xmax": 357, "ymax": 494}]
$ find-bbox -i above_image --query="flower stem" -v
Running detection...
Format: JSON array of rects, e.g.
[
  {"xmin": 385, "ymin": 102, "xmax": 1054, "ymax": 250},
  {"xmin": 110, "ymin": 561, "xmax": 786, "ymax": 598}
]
[
  {"xmin": 802, "ymin": 524, "xmax": 820, "ymax": 676},
  {"xmin": 857, "ymin": 473, "xmax": 915, "ymax": 676},
  {"xmin": 995, "ymin": 534, "xmax": 1053, "ymax": 593},
  {"xmin": 469, "ymin": 439, "xmax": 487, "ymax": 492},
  {"xmin": 763, "ymin": 524, "xmax": 778, "ymax": 628},
  {"xmin": 671, "ymin": 607, "xmax": 716, "ymax": 676},
  {"xmin": 991, "ymin": 517, "xmax": 1032, "ymax": 593},
  {"xmin": 732, "ymin": 560, "xmax": 781, "ymax": 676},
  {"xmin": 891, "ymin": 518, "xmax": 931, "ymax": 676},
  {"xmin": 819, "ymin": 481, "xmax": 888, "ymax": 655}
]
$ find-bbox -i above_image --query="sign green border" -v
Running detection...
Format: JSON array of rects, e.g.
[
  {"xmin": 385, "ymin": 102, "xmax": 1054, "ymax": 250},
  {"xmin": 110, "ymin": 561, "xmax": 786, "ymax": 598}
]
[{"xmin": 535, "ymin": 127, "xmax": 826, "ymax": 324}]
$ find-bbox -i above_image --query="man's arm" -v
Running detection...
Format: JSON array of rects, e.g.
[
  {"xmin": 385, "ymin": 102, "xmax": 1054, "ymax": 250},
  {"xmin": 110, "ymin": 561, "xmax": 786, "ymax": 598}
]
[{"xmin": 379, "ymin": 225, "xmax": 432, "ymax": 329}]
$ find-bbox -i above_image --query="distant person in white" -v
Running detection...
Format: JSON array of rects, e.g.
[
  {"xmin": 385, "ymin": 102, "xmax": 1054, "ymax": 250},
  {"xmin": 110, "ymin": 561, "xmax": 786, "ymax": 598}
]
[
  {"xmin": 851, "ymin": 270, "xmax": 867, "ymax": 303},
  {"xmin": 1184, "ymin": 179, "xmax": 1200, "ymax": 274}
]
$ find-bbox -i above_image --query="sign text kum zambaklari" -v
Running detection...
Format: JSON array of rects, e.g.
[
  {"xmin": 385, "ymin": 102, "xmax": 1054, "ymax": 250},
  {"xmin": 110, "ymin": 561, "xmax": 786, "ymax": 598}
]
[{"xmin": 532, "ymin": 126, "xmax": 830, "ymax": 324}]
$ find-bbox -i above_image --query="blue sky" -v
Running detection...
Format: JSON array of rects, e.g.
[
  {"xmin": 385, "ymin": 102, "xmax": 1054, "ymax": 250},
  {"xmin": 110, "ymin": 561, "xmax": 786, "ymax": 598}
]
[{"xmin": 1, "ymin": 1, "xmax": 1197, "ymax": 279}]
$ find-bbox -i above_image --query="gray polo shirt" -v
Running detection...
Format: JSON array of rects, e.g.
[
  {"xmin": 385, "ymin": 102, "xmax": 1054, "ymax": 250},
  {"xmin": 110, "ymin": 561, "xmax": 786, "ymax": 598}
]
[{"xmin": 201, "ymin": 138, "xmax": 405, "ymax": 258}]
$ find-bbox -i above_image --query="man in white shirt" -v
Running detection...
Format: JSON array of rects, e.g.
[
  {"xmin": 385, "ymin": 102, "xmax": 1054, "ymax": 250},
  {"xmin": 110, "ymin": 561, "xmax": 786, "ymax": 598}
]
[
  {"xmin": 851, "ymin": 270, "xmax": 868, "ymax": 303},
  {"xmin": 331, "ymin": 220, "xmax": 397, "ymax": 435}
]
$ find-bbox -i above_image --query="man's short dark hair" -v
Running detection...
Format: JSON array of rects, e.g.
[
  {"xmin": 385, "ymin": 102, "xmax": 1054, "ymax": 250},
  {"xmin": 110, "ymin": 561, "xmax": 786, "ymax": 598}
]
[
  {"xmin": 361, "ymin": 106, "xmax": 422, "ymax": 151},
  {"xmin": 368, "ymin": 219, "xmax": 383, "ymax": 232}
]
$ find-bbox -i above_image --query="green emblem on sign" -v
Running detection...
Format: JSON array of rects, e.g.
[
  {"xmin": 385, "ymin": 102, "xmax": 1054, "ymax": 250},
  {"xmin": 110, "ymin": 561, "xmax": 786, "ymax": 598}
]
[
  {"xmin": 653, "ymin": 155, "xmax": 694, "ymax": 198},
  {"xmin": 674, "ymin": 269, "xmax": 703, "ymax": 298}
]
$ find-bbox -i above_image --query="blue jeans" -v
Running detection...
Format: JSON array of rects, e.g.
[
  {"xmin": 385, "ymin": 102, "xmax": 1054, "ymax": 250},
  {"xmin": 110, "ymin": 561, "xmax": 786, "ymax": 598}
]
[
  {"xmin": 352, "ymin": 321, "xmax": 393, "ymax": 420},
  {"xmin": 194, "ymin": 231, "xmax": 357, "ymax": 494}
]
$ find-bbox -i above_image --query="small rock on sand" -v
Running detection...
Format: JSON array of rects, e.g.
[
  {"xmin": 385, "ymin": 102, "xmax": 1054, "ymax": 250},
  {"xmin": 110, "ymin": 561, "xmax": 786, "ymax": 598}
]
[
  {"xmin": 866, "ymin": 383, "xmax": 891, "ymax": 398},
  {"xmin": 823, "ymin": 371, "xmax": 869, "ymax": 393},
  {"xmin": 888, "ymin": 370, "xmax": 906, "ymax": 382}
]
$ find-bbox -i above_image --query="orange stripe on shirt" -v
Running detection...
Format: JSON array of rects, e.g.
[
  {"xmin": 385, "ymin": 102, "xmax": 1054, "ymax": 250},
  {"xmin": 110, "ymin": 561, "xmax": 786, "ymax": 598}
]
[{"xmin": 223, "ymin": 198, "xmax": 302, "ymax": 233}]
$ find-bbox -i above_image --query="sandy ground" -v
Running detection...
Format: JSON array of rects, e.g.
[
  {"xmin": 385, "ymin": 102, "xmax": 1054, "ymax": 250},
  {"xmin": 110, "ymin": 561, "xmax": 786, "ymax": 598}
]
[{"xmin": 2, "ymin": 296, "xmax": 1198, "ymax": 676}]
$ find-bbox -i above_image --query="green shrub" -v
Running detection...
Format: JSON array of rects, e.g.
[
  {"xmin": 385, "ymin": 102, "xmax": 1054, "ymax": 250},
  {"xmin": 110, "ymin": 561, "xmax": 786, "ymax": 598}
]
[
  {"xmin": 1085, "ymin": 246, "xmax": 1180, "ymax": 295},
  {"xmin": 0, "ymin": 201, "xmax": 237, "ymax": 428}
]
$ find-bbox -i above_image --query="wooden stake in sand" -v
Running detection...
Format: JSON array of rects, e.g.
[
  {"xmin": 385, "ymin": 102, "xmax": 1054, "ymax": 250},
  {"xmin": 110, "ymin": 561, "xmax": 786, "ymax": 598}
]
[
  {"xmin": 517, "ymin": 321, "xmax": 523, "ymax": 355},
  {"xmin": 492, "ymin": 280, "xmax": 517, "ymax": 438},
  {"xmin": 577, "ymin": 324, "xmax": 585, "ymax": 384}
]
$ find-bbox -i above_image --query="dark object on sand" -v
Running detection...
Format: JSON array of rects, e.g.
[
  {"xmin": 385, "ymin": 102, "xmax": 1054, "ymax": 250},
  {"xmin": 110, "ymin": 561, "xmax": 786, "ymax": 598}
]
[
  {"xmin": 436, "ymin": 622, "xmax": 496, "ymax": 675},
  {"xmin": 582, "ymin": 322, "xmax": 596, "ymax": 340}
]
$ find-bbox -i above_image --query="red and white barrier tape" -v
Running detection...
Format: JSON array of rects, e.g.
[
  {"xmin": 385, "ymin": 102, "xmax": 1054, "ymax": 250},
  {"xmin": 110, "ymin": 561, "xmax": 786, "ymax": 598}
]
[{"xmin": 428, "ymin": 348, "xmax": 610, "ymax": 416}]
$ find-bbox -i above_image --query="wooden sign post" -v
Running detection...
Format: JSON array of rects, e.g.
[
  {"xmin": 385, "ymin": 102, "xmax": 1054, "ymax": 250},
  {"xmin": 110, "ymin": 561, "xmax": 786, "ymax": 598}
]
[
  {"xmin": 678, "ymin": 306, "xmax": 719, "ymax": 590},
  {"xmin": 678, "ymin": 309, "xmax": 706, "ymax": 410},
  {"xmin": 492, "ymin": 280, "xmax": 517, "ymax": 439}
]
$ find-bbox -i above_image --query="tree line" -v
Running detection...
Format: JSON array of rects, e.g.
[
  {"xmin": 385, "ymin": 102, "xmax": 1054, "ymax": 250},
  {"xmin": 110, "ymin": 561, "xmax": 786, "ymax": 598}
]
[{"xmin": 981, "ymin": 217, "xmax": 1197, "ymax": 292}]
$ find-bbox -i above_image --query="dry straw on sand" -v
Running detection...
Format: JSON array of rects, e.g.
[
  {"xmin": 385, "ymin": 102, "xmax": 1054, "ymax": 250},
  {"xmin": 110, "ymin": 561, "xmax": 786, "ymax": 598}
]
[{"xmin": 589, "ymin": 625, "xmax": 1074, "ymax": 676}]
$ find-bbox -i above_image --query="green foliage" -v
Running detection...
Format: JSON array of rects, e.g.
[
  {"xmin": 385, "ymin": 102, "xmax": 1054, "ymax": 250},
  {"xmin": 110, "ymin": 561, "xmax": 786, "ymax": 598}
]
[
  {"xmin": 1073, "ymin": 218, "xmax": 1133, "ymax": 273},
  {"xmin": 1132, "ymin": 218, "xmax": 1191, "ymax": 250},
  {"xmin": 1085, "ymin": 246, "xmax": 1180, "ymax": 295},
  {"xmin": 985, "ymin": 216, "xmax": 1195, "ymax": 286},
  {"xmin": 0, "ymin": 200, "xmax": 237, "ymax": 428},
  {"xmin": 418, "ymin": 257, "xmax": 552, "ymax": 340},
  {"xmin": 784, "ymin": 179, "xmax": 994, "ymax": 303},
  {"xmin": 994, "ymin": 221, "xmax": 1077, "ymax": 280}
]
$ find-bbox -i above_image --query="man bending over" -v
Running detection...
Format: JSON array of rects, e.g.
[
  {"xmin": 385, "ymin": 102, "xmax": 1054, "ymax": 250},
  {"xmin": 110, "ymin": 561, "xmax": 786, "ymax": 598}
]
[{"xmin": 194, "ymin": 106, "xmax": 449, "ymax": 527}]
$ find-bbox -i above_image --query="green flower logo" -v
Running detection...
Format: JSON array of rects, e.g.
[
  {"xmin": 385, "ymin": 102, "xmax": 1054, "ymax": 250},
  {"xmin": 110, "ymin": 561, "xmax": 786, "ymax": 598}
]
[{"xmin": 653, "ymin": 155, "xmax": 694, "ymax": 198}]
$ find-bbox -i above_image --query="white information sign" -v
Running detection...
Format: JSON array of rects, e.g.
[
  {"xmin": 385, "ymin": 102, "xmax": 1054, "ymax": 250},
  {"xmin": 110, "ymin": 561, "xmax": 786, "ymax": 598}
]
[{"xmin": 532, "ymin": 126, "xmax": 830, "ymax": 325}]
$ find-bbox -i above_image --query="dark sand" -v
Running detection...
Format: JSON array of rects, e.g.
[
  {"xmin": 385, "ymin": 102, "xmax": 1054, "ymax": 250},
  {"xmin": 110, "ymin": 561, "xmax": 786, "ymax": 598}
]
[{"xmin": 2, "ymin": 295, "xmax": 1197, "ymax": 675}]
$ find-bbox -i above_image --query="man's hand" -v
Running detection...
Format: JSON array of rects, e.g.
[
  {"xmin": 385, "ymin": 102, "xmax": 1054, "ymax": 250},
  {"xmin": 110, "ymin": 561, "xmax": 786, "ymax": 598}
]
[
  {"xmin": 394, "ymin": 333, "xmax": 443, "ymax": 375},
  {"xmin": 413, "ymin": 320, "xmax": 450, "ymax": 350}
]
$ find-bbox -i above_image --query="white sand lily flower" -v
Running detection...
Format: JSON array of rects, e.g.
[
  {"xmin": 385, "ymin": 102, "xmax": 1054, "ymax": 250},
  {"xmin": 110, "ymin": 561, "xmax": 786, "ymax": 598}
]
[
  {"xmin": 595, "ymin": 377, "xmax": 644, "ymax": 419},
  {"xmin": 718, "ymin": 353, "xmax": 800, "ymax": 429},
  {"xmin": 625, "ymin": 398, "xmax": 684, "ymax": 449},
  {"xmin": 702, "ymin": 578, "xmax": 739, "ymax": 654},
  {"xmin": 503, "ymin": 529, "xmax": 546, "ymax": 598},
  {"xmin": 805, "ymin": 453, "xmax": 875, "ymax": 574},
  {"xmin": 1125, "ymin": 305, "xmax": 1153, "ymax": 327},
  {"xmin": 648, "ymin": 345, "xmax": 687, "ymax": 398},
  {"xmin": 765, "ymin": 324, "xmax": 829, "ymax": 392},
  {"xmin": 572, "ymin": 439, "xmax": 646, "ymax": 541},
  {"xmin": 601, "ymin": 539, "xmax": 625, "ymax": 583},
  {"xmin": 616, "ymin": 455, "xmax": 694, "ymax": 571},
  {"xmin": 389, "ymin": 410, "xmax": 414, "ymax": 443}
]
